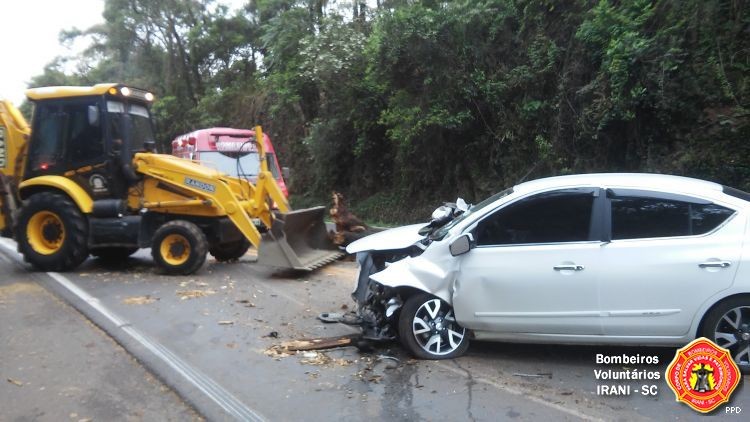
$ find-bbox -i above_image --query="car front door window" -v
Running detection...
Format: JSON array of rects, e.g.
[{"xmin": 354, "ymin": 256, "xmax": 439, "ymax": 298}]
[{"xmin": 475, "ymin": 190, "xmax": 596, "ymax": 246}]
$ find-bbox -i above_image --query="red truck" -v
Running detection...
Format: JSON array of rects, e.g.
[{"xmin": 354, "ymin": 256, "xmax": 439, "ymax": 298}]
[{"xmin": 171, "ymin": 127, "xmax": 289, "ymax": 197}]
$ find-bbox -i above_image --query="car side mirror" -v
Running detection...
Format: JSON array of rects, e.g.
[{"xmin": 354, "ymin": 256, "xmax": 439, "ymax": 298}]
[
  {"xmin": 282, "ymin": 166, "xmax": 291, "ymax": 180},
  {"xmin": 449, "ymin": 233, "xmax": 474, "ymax": 256}
]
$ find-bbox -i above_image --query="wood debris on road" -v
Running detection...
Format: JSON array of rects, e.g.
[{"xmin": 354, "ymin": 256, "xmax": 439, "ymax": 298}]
[
  {"xmin": 280, "ymin": 334, "xmax": 357, "ymax": 351},
  {"xmin": 176, "ymin": 289, "xmax": 216, "ymax": 300},
  {"xmin": 122, "ymin": 295, "xmax": 158, "ymax": 305},
  {"xmin": 264, "ymin": 334, "xmax": 360, "ymax": 361},
  {"xmin": 7, "ymin": 378, "xmax": 23, "ymax": 387}
]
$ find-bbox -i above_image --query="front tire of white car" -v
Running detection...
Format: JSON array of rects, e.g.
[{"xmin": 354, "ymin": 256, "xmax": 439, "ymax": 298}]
[{"xmin": 399, "ymin": 293, "xmax": 469, "ymax": 359}]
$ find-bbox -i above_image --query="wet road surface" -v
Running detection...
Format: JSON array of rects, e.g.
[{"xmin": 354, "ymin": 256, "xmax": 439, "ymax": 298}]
[
  {"xmin": 0, "ymin": 251, "xmax": 200, "ymax": 422},
  {"xmin": 0, "ymin": 240, "xmax": 747, "ymax": 421}
]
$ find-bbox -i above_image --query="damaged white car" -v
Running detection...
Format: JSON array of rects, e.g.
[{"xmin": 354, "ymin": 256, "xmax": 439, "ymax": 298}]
[{"xmin": 347, "ymin": 173, "xmax": 750, "ymax": 368}]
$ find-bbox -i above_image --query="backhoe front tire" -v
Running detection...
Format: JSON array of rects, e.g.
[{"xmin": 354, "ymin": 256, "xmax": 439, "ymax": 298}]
[
  {"xmin": 151, "ymin": 220, "xmax": 207, "ymax": 275},
  {"xmin": 209, "ymin": 239, "xmax": 251, "ymax": 262},
  {"xmin": 16, "ymin": 192, "xmax": 89, "ymax": 272}
]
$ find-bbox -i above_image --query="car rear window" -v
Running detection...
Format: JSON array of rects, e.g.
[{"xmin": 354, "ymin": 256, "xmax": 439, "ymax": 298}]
[{"xmin": 611, "ymin": 197, "xmax": 734, "ymax": 240}]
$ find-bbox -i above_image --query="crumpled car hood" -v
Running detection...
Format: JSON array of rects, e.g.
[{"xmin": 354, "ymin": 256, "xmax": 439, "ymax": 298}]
[{"xmin": 346, "ymin": 223, "xmax": 426, "ymax": 253}]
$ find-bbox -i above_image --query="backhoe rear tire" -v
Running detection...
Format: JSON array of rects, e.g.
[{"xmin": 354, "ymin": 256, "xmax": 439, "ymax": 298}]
[
  {"xmin": 209, "ymin": 239, "xmax": 251, "ymax": 262},
  {"xmin": 16, "ymin": 192, "xmax": 89, "ymax": 272},
  {"xmin": 151, "ymin": 220, "xmax": 207, "ymax": 275}
]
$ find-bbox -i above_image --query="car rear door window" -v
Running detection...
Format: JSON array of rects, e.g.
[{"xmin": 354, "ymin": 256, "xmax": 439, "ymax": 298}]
[
  {"xmin": 691, "ymin": 203, "xmax": 735, "ymax": 234},
  {"xmin": 611, "ymin": 195, "xmax": 734, "ymax": 240},
  {"xmin": 475, "ymin": 190, "xmax": 595, "ymax": 246}
]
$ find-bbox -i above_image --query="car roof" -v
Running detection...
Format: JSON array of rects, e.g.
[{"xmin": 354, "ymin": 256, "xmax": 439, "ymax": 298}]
[{"xmin": 514, "ymin": 173, "xmax": 723, "ymax": 196}]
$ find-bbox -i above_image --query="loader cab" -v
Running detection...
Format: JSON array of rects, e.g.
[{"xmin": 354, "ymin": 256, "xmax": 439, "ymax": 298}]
[{"xmin": 24, "ymin": 84, "xmax": 155, "ymax": 199}]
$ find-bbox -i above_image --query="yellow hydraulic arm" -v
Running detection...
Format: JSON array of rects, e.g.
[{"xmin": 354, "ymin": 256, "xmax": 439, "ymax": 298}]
[
  {"xmin": 0, "ymin": 99, "xmax": 31, "ymax": 235},
  {"xmin": 0, "ymin": 99, "xmax": 30, "ymax": 175},
  {"xmin": 134, "ymin": 126, "xmax": 288, "ymax": 249}
]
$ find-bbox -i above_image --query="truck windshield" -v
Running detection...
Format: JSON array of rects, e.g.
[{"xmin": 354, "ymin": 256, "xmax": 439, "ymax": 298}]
[
  {"xmin": 197, "ymin": 151, "xmax": 281, "ymax": 179},
  {"xmin": 107, "ymin": 101, "xmax": 155, "ymax": 151},
  {"xmin": 199, "ymin": 151, "xmax": 260, "ymax": 177}
]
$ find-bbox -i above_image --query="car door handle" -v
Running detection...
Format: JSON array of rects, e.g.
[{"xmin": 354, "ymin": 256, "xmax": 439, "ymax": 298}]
[
  {"xmin": 553, "ymin": 265, "xmax": 584, "ymax": 271},
  {"xmin": 698, "ymin": 261, "xmax": 731, "ymax": 269}
]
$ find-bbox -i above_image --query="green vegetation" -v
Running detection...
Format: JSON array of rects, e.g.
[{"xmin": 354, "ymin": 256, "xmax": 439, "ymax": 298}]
[{"xmin": 29, "ymin": 0, "xmax": 750, "ymax": 223}]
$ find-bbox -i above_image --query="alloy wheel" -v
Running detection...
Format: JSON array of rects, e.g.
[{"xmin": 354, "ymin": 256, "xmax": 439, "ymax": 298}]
[
  {"xmin": 712, "ymin": 306, "xmax": 750, "ymax": 367},
  {"xmin": 412, "ymin": 298, "xmax": 466, "ymax": 356}
]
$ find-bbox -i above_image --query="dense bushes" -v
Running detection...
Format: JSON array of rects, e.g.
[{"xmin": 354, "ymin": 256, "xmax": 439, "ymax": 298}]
[{"xmin": 30, "ymin": 0, "xmax": 750, "ymax": 223}]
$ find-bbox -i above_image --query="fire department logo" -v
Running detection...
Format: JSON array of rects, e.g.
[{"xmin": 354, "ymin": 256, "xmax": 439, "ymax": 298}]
[{"xmin": 665, "ymin": 337, "xmax": 741, "ymax": 413}]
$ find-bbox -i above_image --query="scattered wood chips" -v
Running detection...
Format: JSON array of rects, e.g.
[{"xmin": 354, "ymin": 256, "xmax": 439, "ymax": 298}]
[
  {"xmin": 299, "ymin": 351, "xmax": 353, "ymax": 367},
  {"xmin": 176, "ymin": 289, "xmax": 216, "ymax": 300},
  {"xmin": 122, "ymin": 295, "xmax": 157, "ymax": 305}
]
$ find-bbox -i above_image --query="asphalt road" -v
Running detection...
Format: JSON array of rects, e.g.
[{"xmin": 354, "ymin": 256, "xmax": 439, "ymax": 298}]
[
  {"xmin": 0, "ymin": 248, "xmax": 200, "ymax": 422},
  {"xmin": 0, "ymin": 239, "xmax": 747, "ymax": 421}
]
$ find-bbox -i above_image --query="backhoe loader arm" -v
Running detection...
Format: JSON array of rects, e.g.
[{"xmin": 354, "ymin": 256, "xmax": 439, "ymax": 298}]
[
  {"xmin": 133, "ymin": 127, "xmax": 292, "ymax": 250},
  {"xmin": 134, "ymin": 125, "xmax": 341, "ymax": 271},
  {"xmin": 251, "ymin": 125, "xmax": 289, "ymax": 218},
  {"xmin": 0, "ymin": 99, "xmax": 31, "ymax": 235},
  {"xmin": 133, "ymin": 152, "xmax": 271, "ymax": 248},
  {"xmin": 0, "ymin": 99, "xmax": 30, "ymax": 177}
]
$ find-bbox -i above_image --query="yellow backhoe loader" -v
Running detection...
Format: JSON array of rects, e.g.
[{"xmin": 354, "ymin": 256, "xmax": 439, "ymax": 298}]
[{"xmin": 0, "ymin": 83, "xmax": 342, "ymax": 274}]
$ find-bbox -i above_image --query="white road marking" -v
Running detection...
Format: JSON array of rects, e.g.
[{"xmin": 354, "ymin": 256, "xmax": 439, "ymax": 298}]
[{"xmin": 0, "ymin": 238, "xmax": 265, "ymax": 422}]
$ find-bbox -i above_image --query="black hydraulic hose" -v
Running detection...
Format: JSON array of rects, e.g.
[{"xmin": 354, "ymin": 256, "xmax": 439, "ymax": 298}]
[{"xmin": 236, "ymin": 138, "xmax": 258, "ymax": 184}]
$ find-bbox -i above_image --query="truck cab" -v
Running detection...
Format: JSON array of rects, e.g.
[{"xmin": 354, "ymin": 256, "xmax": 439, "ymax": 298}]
[{"xmin": 171, "ymin": 128, "xmax": 289, "ymax": 198}]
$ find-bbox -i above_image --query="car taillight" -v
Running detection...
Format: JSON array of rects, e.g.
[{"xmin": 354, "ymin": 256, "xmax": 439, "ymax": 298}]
[{"xmin": 188, "ymin": 137, "xmax": 196, "ymax": 146}]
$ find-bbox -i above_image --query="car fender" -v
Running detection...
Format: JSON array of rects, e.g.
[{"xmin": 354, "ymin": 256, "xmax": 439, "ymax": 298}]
[
  {"xmin": 688, "ymin": 285, "xmax": 750, "ymax": 338},
  {"xmin": 370, "ymin": 244, "xmax": 458, "ymax": 304}
]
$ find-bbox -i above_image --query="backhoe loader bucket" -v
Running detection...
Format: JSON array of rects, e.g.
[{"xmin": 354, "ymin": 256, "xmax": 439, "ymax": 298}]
[{"xmin": 258, "ymin": 206, "xmax": 344, "ymax": 271}]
